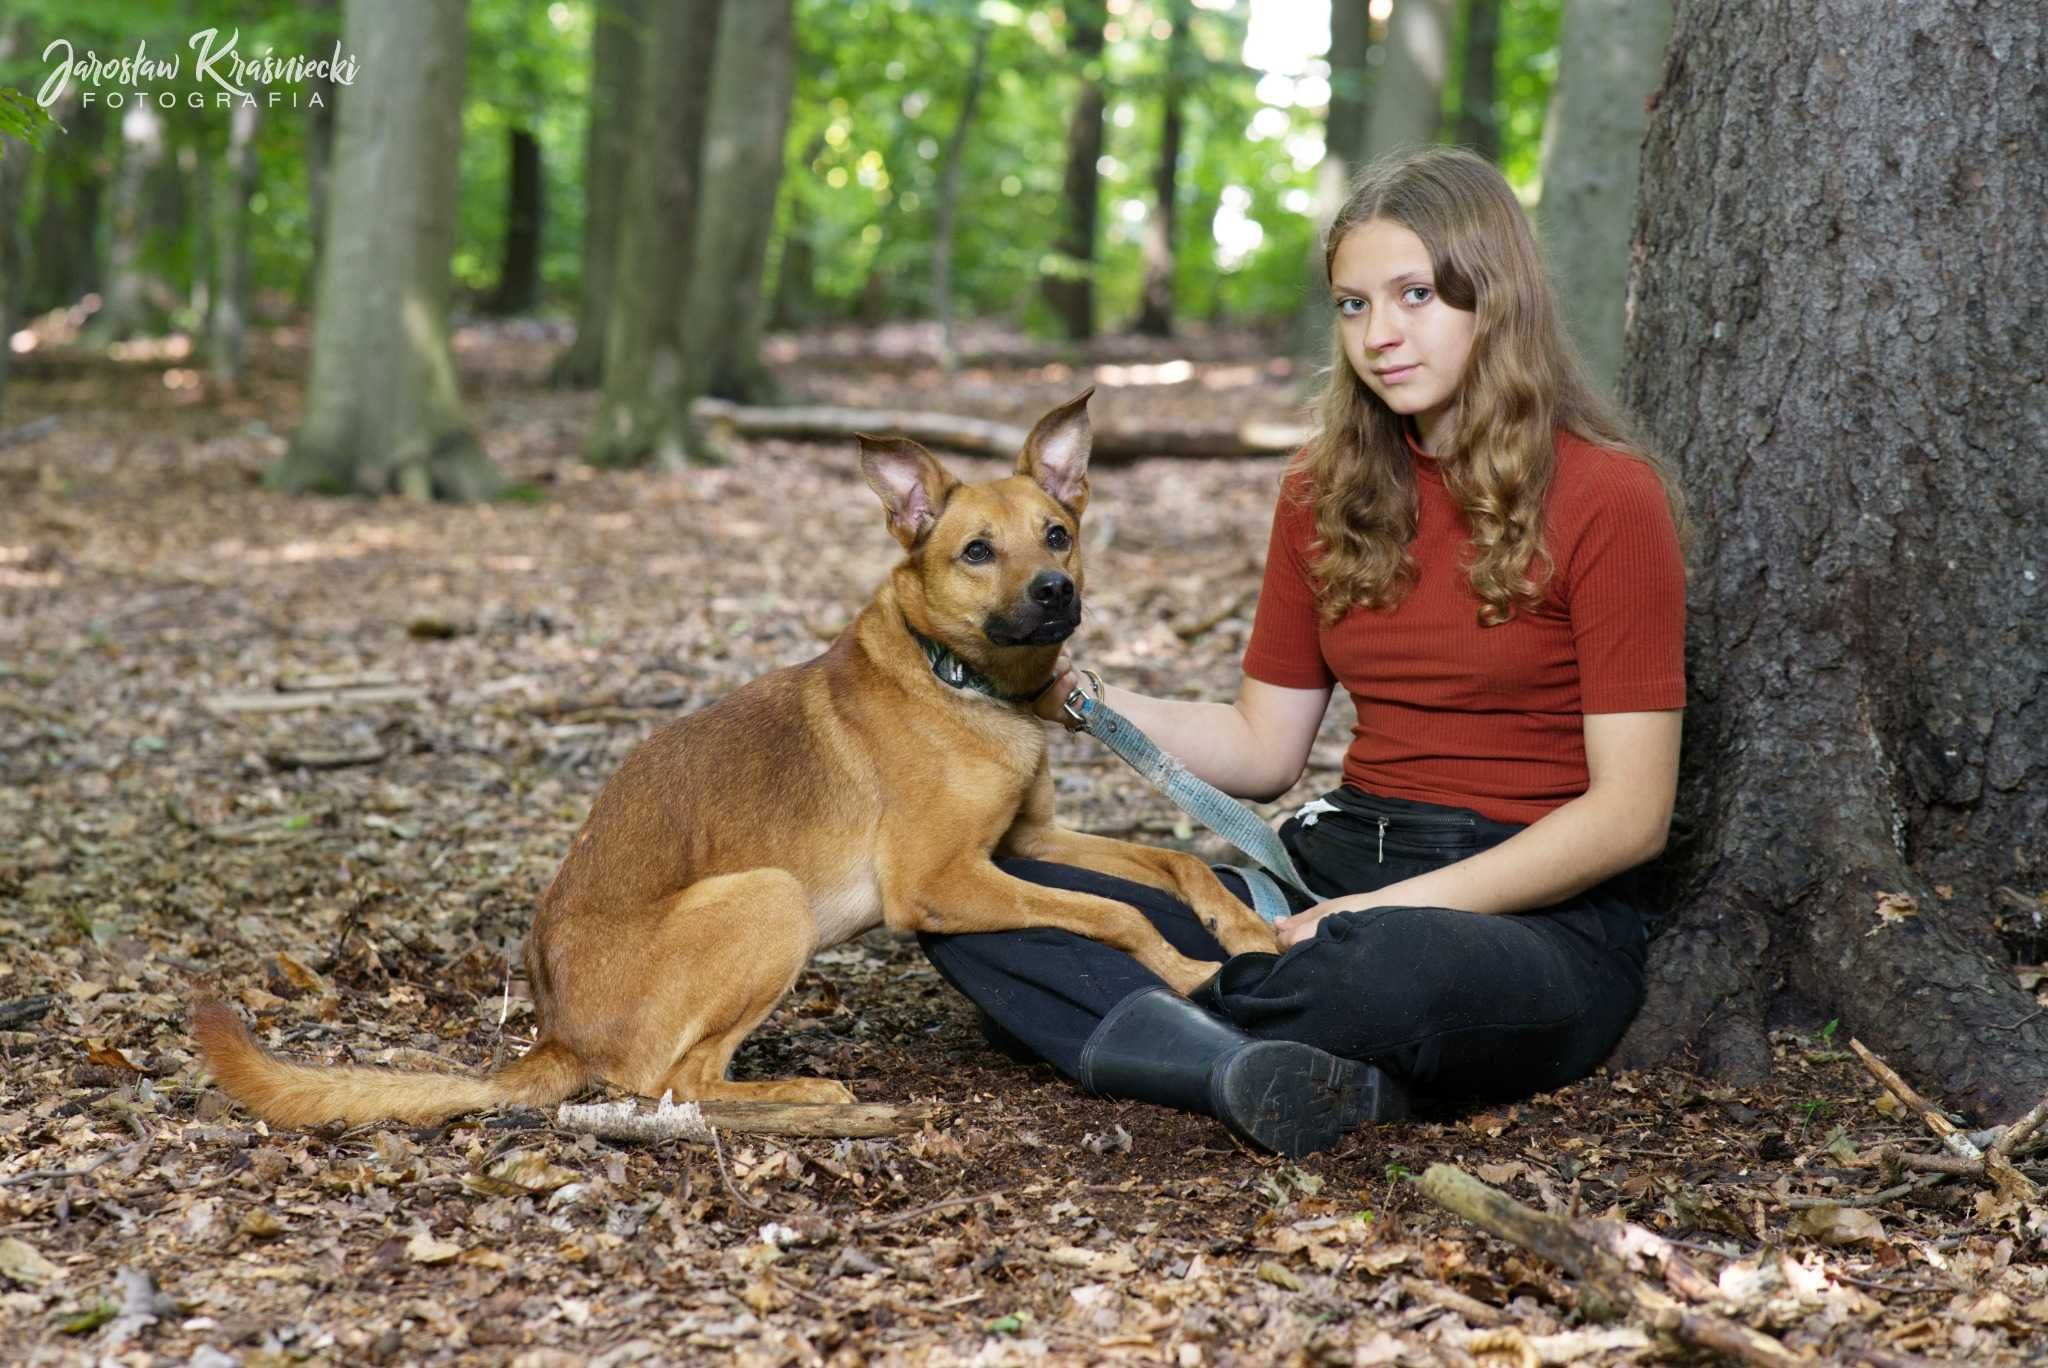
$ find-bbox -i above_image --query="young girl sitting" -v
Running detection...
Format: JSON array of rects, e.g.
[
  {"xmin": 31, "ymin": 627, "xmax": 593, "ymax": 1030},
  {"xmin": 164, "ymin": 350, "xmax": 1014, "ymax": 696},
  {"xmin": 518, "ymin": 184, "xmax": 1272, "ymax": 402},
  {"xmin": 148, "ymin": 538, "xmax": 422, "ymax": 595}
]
[{"xmin": 920, "ymin": 146, "xmax": 1689, "ymax": 1158}]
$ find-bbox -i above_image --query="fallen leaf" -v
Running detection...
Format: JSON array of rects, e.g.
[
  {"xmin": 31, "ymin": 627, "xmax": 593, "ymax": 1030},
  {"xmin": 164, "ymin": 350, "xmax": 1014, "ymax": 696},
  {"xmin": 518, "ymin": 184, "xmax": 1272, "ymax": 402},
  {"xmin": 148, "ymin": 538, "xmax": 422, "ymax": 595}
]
[
  {"xmin": 406, "ymin": 1231, "xmax": 462, "ymax": 1264},
  {"xmin": 1788, "ymin": 1205, "xmax": 1886, "ymax": 1246},
  {"xmin": 0, "ymin": 1236, "xmax": 62, "ymax": 1288},
  {"xmin": 84, "ymin": 1043, "xmax": 145, "ymax": 1073},
  {"xmin": 1255, "ymin": 1260, "xmax": 1303, "ymax": 1291}
]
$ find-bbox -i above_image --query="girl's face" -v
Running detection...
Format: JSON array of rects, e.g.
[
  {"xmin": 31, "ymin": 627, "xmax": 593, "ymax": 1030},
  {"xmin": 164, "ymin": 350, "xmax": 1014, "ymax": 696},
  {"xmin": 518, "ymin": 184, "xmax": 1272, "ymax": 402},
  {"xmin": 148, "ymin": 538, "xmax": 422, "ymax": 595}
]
[{"xmin": 1330, "ymin": 218, "xmax": 1476, "ymax": 446}]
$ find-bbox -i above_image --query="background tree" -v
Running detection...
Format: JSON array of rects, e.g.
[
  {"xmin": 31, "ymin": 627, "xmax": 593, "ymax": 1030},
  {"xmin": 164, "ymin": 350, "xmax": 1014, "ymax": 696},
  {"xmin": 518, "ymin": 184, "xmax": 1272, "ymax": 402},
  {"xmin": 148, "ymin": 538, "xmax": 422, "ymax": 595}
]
[
  {"xmin": 269, "ymin": 0, "xmax": 500, "ymax": 499},
  {"xmin": 1292, "ymin": 0, "xmax": 1373, "ymax": 364},
  {"xmin": 1134, "ymin": 0, "xmax": 1188, "ymax": 338},
  {"xmin": 1537, "ymin": 0, "xmax": 1670, "ymax": 392},
  {"xmin": 675, "ymin": 0, "xmax": 796, "ymax": 419},
  {"xmin": 1364, "ymin": 0, "xmax": 1452, "ymax": 161},
  {"xmin": 1452, "ymin": 0, "xmax": 1500, "ymax": 159},
  {"xmin": 483, "ymin": 125, "xmax": 544, "ymax": 314},
  {"xmin": 931, "ymin": 20, "xmax": 991, "ymax": 371},
  {"xmin": 588, "ymin": 0, "xmax": 721, "ymax": 469},
  {"xmin": 1041, "ymin": 0, "xmax": 1107, "ymax": 341},
  {"xmin": 208, "ymin": 102, "xmax": 261, "ymax": 393},
  {"xmin": 550, "ymin": 0, "xmax": 645, "ymax": 388},
  {"xmin": 1615, "ymin": 0, "xmax": 2048, "ymax": 1121}
]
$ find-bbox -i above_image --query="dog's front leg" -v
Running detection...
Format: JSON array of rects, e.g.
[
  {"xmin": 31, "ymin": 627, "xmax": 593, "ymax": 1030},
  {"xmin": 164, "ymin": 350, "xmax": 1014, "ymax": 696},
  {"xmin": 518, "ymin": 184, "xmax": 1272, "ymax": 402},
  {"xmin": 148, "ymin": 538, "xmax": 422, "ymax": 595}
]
[
  {"xmin": 888, "ymin": 858, "xmax": 1224, "ymax": 996},
  {"xmin": 1001, "ymin": 823, "xmax": 1280, "ymax": 957}
]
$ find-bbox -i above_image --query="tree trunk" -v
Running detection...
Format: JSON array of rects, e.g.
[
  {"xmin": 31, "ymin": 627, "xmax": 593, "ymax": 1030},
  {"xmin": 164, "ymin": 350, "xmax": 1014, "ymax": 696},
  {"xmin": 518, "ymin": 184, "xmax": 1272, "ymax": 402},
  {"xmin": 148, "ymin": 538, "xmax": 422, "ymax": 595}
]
[
  {"xmin": 675, "ymin": 0, "xmax": 795, "ymax": 423},
  {"xmin": 550, "ymin": 0, "xmax": 645, "ymax": 388},
  {"xmin": 269, "ymin": 0, "xmax": 500, "ymax": 501},
  {"xmin": 209, "ymin": 100, "xmax": 260, "ymax": 393},
  {"xmin": 932, "ymin": 24, "xmax": 991, "ymax": 371},
  {"xmin": 1134, "ymin": 0, "xmax": 1187, "ymax": 339},
  {"xmin": 1453, "ymin": 0, "xmax": 1500, "ymax": 160},
  {"xmin": 1364, "ymin": 0, "xmax": 1452, "ymax": 162},
  {"xmin": 24, "ymin": 95, "xmax": 103, "ymax": 315},
  {"xmin": 88, "ymin": 100, "xmax": 167, "ymax": 342},
  {"xmin": 1537, "ymin": 0, "xmax": 1670, "ymax": 393},
  {"xmin": 484, "ymin": 127, "xmax": 545, "ymax": 315},
  {"xmin": 0, "ymin": 20, "xmax": 25, "ymax": 414},
  {"xmin": 1042, "ymin": 0, "xmax": 1107, "ymax": 342},
  {"xmin": 1615, "ymin": 0, "xmax": 2048, "ymax": 1124},
  {"xmin": 304, "ymin": 0, "xmax": 340, "ymax": 300},
  {"xmin": 1292, "ymin": 1, "xmax": 1374, "ymax": 366},
  {"xmin": 588, "ymin": 0, "xmax": 721, "ymax": 469}
]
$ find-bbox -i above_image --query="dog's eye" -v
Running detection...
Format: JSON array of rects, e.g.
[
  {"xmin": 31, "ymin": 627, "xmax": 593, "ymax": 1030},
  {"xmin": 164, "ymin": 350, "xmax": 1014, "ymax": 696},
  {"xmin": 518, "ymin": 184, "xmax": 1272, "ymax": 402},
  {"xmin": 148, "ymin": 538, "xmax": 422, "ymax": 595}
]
[
  {"xmin": 961, "ymin": 539, "xmax": 995, "ymax": 565},
  {"xmin": 1045, "ymin": 525, "xmax": 1071, "ymax": 552}
]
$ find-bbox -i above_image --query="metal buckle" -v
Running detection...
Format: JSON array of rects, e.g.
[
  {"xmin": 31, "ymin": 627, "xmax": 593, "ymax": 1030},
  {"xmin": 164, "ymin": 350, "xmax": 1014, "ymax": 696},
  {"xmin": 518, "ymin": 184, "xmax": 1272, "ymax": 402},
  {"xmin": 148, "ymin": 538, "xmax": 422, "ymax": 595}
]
[{"xmin": 1060, "ymin": 686, "xmax": 1091, "ymax": 732}]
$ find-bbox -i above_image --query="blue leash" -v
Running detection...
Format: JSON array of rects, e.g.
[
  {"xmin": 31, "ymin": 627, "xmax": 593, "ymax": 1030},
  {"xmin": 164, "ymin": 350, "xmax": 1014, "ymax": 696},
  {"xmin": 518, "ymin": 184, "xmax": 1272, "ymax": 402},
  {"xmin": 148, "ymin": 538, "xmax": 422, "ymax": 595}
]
[{"xmin": 1062, "ymin": 689, "xmax": 1313, "ymax": 926}]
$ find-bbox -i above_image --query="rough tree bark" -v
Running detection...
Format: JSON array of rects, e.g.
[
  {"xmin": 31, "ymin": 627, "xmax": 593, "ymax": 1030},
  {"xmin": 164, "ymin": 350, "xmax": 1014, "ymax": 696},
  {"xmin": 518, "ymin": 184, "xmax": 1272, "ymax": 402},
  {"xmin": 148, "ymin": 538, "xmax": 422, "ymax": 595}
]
[
  {"xmin": 484, "ymin": 127, "xmax": 544, "ymax": 316},
  {"xmin": 303, "ymin": 0, "xmax": 339, "ymax": 298},
  {"xmin": 675, "ymin": 0, "xmax": 795, "ymax": 417},
  {"xmin": 1537, "ymin": 0, "xmax": 1671, "ymax": 393},
  {"xmin": 1452, "ymin": 0, "xmax": 1499, "ymax": 160},
  {"xmin": 88, "ymin": 100, "xmax": 167, "ymax": 342},
  {"xmin": 588, "ymin": 0, "xmax": 720, "ymax": 468},
  {"xmin": 1615, "ymin": 0, "xmax": 2048, "ymax": 1123},
  {"xmin": 269, "ymin": 0, "xmax": 500, "ymax": 500},
  {"xmin": 1042, "ymin": 0, "xmax": 1107, "ymax": 342},
  {"xmin": 1363, "ymin": 0, "xmax": 1451, "ymax": 162},
  {"xmin": 550, "ymin": 0, "xmax": 645, "ymax": 388},
  {"xmin": 1134, "ymin": 0, "xmax": 1187, "ymax": 338}
]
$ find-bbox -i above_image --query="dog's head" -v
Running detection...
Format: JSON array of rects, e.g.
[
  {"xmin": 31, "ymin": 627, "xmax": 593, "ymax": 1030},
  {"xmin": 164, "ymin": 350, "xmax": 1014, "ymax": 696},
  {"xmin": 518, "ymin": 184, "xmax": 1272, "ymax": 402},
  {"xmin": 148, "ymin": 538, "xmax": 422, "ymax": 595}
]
[{"xmin": 859, "ymin": 388, "xmax": 1093, "ymax": 657}]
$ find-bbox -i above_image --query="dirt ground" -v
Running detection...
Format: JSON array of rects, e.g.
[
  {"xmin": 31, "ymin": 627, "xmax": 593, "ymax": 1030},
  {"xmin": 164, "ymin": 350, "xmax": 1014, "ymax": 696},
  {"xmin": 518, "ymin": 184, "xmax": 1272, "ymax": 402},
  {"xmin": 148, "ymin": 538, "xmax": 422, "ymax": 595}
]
[{"xmin": 1, "ymin": 321, "xmax": 2043, "ymax": 1365}]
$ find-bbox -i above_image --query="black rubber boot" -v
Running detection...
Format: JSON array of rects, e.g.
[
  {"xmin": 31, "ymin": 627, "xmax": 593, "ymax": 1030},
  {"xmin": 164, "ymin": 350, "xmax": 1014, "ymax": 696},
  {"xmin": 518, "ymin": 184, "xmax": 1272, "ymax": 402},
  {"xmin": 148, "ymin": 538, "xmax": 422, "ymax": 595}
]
[{"xmin": 1077, "ymin": 986, "xmax": 1407, "ymax": 1157}]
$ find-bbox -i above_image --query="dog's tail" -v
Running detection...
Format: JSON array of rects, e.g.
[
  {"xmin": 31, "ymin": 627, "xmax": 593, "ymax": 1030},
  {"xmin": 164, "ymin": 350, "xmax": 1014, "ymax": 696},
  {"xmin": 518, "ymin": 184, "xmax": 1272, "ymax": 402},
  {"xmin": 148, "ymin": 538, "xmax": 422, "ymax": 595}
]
[{"xmin": 191, "ymin": 999, "xmax": 589, "ymax": 1129}]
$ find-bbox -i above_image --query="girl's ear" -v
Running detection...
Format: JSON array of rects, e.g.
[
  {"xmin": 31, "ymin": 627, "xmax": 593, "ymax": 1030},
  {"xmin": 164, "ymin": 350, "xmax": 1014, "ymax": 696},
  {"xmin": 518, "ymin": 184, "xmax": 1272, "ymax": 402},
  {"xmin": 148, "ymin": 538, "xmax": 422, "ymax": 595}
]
[
  {"xmin": 858, "ymin": 435, "xmax": 958, "ymax": 549},
  {"xmin": 1017, "ymin": 387, "xmax": 1093, "ymax": 517}
]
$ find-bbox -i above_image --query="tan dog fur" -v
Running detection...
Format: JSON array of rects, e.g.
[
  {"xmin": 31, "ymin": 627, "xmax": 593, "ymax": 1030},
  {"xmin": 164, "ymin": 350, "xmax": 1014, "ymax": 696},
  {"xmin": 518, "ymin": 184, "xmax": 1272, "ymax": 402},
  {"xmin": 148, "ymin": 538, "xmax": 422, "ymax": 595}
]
[{"xmin": 193, "ymin": 390, "xmax": 1279, "ymax": 1128}]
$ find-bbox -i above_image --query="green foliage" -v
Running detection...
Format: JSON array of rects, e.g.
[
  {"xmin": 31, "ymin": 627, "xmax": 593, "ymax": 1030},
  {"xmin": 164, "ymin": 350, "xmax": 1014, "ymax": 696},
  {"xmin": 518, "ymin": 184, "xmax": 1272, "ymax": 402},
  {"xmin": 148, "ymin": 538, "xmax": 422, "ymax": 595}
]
[
  {"xmin": 0, "ymin": 88, "xmax": 55, "ymax": 155},
  {"xmin": 0, "ymin": 0, "xmax": 1582, "ymax": 336}
]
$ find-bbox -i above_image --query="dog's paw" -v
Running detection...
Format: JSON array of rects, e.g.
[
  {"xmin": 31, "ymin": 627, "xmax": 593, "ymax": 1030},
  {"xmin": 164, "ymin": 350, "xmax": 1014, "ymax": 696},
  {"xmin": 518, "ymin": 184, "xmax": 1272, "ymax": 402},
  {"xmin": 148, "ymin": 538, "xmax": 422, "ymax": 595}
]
[{"xmin": 776, "ymin": 1079, "xmax": 858, "ymax": 1105}]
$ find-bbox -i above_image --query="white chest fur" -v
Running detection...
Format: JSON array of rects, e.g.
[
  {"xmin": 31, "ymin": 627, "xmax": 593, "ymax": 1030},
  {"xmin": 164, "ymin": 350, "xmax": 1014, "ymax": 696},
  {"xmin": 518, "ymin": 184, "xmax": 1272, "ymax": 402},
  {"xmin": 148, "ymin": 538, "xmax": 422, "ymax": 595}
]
[{"xmin": 809, "ymin": 863, "xmax": 883, "ymax": 950}]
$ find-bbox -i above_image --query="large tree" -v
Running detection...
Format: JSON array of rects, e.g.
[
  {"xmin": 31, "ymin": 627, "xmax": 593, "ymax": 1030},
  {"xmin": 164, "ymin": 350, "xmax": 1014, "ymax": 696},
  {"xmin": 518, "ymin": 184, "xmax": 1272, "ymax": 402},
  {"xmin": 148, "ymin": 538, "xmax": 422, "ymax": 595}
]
[
  {"xmin": 1134, "ymin": 0, "xmax": 1188, "ymax": 338},
  {"xmin": 550, "ymin": 0, "xmax": 646, "ymax": 388},
  {"xmin": 587, "ymin": 0, "xmax": 720, "ymax": 469},
  {"xmin": 269, "ymin": 0, "xmax": 500, "ymax": 500},
  {"xmin": 1041, "ymin": 0, "xmax": 1107, "ymax": 341},
  {"xmin": 1615, "ymin": 0, "xmax": 2048, "ymax": 1122},
  {"xmin": 1363, "ymin": 0, "xmax": 1452, "ymax": 162},
  {"xmin": 675, "ymin": 0, "xmax": 795, "ymax": 413},
  {"xmin": 1537, "ymin": 0, "xmax": 1671, "ymax": 392},
  {"xmin": 1293, "ymin": 1, "xmax": 1374, "ymax": 366}
]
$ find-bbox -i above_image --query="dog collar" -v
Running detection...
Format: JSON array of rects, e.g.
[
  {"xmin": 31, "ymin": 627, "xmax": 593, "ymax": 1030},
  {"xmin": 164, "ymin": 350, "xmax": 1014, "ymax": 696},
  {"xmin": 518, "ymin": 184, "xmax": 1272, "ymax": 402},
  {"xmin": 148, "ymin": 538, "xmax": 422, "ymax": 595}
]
[{"xmin": 907, "ymin": 624, "xmax": 1057, "ymax": 707}]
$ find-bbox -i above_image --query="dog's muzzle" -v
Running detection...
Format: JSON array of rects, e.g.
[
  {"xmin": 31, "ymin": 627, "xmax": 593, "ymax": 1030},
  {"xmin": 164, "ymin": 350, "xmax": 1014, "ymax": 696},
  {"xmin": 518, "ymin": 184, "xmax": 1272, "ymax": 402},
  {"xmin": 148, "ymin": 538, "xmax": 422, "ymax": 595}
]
[{"xmin": 986, "ymin": 571, "xmax": 1080, "ymax": 646}]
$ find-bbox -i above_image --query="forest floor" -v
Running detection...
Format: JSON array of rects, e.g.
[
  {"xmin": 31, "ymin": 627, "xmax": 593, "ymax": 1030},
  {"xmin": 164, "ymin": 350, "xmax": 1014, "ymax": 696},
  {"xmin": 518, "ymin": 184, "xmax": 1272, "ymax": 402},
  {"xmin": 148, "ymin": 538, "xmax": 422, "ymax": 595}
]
[{"xmin": 1, "ymin": 318, "xmax": 2044, "ymax": 1366}]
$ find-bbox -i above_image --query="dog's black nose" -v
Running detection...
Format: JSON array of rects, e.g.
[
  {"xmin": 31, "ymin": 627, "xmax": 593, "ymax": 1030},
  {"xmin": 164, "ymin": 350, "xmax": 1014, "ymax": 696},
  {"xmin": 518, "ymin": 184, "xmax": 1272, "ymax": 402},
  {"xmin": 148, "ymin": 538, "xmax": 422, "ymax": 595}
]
[{"xmin": 1028, "ymin": 572, "xmax": 1076, "ymax": 612}]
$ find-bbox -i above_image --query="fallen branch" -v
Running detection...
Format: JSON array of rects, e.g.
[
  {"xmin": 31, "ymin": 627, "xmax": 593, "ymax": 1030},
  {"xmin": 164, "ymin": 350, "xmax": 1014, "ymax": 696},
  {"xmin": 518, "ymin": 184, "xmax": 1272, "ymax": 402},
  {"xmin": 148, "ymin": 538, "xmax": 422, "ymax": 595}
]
[
  {"xmin": 263, "ymin": 744, "xmax": 387, "ymax": 771},
  {"xmin": 203, "ymin": 685, "xmax": 426, "ymax": 716},
  {"xmin": 0, "ymin": 995, "xmax": 57, "ymax": 1030},
  {"xmin": 1419, "ymin": 1163, "xmax": 1805, "ymax": 1367},
  {"xmin": 692, "ymin": 397, "xmax": 1311, "ymax": 462},
  {"xmin": 1850, "ymin": 1037, "xmax": 2039, "ymax": 1202},
  {"xmin": 557, "ymin": 1094, "xmax": 941, "ymax": 1142}
]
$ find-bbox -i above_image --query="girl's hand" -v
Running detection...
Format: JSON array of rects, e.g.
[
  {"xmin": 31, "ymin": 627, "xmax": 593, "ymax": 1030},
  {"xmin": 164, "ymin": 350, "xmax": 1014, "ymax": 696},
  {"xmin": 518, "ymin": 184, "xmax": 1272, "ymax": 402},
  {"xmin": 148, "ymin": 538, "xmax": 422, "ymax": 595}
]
[
  {"xmin": 1275, "ymin": 901, "xmax": 1344, "ymax": 947},
  {"xmin": 1033, "ymin": 652, "xmax": 1079, "ymax": 724}
]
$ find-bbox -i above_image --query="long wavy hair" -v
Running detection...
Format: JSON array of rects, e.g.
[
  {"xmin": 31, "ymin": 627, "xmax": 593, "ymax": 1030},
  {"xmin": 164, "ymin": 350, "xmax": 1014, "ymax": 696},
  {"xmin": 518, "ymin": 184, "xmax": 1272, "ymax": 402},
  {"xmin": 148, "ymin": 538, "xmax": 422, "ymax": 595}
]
[{"xmin": 1298, "ymin": 147, "xmax": 1686, "ymax": 626}]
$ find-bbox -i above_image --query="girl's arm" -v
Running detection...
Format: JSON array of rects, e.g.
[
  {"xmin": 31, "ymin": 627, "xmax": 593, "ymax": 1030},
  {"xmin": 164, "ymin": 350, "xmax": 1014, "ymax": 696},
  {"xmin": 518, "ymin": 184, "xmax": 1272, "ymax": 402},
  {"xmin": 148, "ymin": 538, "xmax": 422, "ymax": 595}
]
[
  {"xmin": 1037, "ymin": 665, "xmax": 1333, "ymax": 803},
  {"xmin": 1275, "ymin": 709, "xmax": 1682, "ymax": 946}
]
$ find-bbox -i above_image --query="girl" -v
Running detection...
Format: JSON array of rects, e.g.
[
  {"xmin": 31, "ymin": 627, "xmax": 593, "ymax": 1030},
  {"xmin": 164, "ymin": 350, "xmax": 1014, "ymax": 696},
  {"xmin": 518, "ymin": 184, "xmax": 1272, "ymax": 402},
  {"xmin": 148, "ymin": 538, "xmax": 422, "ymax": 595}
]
[{"xmin": 920, "ymin": 147, "xmax": 1688, "ymax": 1158}]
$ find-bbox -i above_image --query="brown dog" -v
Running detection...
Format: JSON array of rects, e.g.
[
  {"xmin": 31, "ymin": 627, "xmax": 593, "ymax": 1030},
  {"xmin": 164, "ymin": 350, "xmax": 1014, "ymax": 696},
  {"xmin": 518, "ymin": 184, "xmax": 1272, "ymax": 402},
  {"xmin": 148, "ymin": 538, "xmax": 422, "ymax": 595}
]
[{"xmin": 193, "ymin": 390, "xmax": 1279, "ymax": 1127}]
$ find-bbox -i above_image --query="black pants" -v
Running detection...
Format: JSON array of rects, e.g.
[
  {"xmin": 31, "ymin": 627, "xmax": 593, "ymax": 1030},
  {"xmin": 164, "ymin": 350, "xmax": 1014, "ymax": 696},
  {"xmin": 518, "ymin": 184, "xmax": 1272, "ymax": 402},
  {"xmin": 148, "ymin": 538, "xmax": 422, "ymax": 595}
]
[{"xmin": 919, "ymin": 787, "xmax": 1649, "ymax": 1102}]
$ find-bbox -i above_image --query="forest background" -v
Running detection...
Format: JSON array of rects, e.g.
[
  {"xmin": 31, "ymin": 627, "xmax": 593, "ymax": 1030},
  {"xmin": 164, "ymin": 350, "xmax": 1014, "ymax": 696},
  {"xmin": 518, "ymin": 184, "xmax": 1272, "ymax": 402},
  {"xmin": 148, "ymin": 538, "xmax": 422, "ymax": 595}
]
[{"xmin": 0, "ymin": 1, "xmax": 2044, "ymax": 1364}]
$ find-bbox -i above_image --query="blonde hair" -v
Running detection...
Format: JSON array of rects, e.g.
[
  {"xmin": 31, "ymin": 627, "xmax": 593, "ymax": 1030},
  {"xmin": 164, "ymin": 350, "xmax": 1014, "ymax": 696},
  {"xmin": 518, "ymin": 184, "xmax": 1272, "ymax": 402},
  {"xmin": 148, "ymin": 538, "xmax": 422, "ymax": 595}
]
[{"xmin": 1297, "ymin": 147, "xmax": 1685, "ymax": 626}]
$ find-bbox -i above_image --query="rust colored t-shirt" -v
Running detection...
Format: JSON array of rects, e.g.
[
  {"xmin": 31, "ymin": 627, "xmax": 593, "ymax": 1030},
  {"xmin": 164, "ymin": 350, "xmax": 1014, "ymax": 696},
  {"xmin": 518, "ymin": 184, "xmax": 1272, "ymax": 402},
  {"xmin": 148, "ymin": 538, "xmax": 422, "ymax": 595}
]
[{"xmin": 1242, "ymin": 430, "xmax": 1687, "ymax": 825}]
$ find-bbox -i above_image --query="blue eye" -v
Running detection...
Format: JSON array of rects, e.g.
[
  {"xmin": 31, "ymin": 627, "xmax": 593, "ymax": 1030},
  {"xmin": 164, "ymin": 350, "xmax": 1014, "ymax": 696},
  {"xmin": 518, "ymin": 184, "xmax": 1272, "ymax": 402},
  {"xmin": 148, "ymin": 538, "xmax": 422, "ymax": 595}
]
[
  {"xmin": 1335, "ymin": 296, "xmax": 1365, "ymax": 317},
  {"xmin": 1401, "ymin": 285, "xmax": 1434, "ymax": 306},
  {"xmin": 962, "ymin": 539, "xmax": 995, "ymax": 564}
]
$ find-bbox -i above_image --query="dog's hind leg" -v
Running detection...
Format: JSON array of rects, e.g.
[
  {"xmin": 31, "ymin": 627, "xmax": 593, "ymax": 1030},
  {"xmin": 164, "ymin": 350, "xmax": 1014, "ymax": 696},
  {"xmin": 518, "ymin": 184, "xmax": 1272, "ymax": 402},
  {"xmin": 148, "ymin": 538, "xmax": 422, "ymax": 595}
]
[{"xmin": 616, "ymin": 868, "xmax": 857, "ymax": 1105}]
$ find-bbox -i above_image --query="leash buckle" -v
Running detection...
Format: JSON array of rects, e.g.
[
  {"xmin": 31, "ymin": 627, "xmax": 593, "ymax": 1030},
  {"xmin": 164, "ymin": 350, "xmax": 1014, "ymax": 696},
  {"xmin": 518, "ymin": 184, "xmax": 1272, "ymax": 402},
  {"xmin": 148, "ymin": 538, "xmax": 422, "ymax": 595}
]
[{"xmin": 1060, "ymin": 685, "xmax": 1092, "ymax": 733}]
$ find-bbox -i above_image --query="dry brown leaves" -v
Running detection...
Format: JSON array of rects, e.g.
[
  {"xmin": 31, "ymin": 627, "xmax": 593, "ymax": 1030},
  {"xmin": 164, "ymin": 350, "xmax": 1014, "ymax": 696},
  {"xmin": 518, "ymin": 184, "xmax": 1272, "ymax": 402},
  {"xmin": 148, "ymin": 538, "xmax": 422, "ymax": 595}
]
[{"xmin": 0, "ymin": 323, "xmax": 2043, "ymax": 1364}]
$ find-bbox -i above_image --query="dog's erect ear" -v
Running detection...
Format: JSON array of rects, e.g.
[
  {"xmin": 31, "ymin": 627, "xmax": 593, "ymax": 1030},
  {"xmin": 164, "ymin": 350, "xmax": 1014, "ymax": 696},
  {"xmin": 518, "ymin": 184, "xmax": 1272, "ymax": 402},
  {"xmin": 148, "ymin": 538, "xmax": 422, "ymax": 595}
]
[
  {"xmin": 858, "ymin": 434, "xmax": 959, "ymax": 549},
  {"xmin": 1017, "ymin": 387, "xmax": 1092, "ymax": 517}
]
